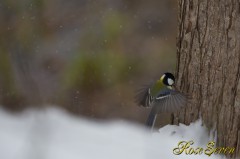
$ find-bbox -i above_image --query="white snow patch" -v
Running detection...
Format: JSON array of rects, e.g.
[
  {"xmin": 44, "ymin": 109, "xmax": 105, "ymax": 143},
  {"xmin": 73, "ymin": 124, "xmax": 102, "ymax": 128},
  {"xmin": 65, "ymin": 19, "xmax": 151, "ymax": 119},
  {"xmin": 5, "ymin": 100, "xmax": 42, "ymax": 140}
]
[{"xmin": 0, "ymin": 107, "xmax": 225, "ymax": 159}]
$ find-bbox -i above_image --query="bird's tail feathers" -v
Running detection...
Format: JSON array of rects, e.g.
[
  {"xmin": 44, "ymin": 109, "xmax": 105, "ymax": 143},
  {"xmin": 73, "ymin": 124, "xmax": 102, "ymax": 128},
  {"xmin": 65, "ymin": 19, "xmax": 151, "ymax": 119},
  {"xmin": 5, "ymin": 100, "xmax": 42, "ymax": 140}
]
[{"xmin": 146, "ymin": 109, "xmax": 157, "ymax": 130}]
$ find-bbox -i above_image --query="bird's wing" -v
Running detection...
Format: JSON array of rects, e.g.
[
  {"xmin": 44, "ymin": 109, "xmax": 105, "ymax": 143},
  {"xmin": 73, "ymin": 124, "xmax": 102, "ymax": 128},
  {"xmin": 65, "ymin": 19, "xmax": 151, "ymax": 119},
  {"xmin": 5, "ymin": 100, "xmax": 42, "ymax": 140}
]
[
  {"xmin": 153, "ymin": 89, "xmax": 187, "ymax": 113},
  {"xmin": 135, "ymin": 84, "xmax": 153, "ymax": 107}
]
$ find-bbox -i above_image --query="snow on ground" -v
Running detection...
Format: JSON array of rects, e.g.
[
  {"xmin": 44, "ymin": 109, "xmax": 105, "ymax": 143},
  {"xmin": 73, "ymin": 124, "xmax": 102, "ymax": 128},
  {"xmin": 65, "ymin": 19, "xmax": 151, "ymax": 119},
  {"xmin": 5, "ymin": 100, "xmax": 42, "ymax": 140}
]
[{"xmin": 0, "ymin": 107, "xmax": 224, "ymax": 159}]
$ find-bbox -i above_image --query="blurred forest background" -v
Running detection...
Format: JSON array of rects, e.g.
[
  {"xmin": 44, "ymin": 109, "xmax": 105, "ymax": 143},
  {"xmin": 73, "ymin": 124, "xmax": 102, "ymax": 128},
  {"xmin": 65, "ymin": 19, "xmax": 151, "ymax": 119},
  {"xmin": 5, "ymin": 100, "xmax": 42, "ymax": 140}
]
[{"xmin": 0, "ymin": 0, "xmax": 177, "ymax": 124}]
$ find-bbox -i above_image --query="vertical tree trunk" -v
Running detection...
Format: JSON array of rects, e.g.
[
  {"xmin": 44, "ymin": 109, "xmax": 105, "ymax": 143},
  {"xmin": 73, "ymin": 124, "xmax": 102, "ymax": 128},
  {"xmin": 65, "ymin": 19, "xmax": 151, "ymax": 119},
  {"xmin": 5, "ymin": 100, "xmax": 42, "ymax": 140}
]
[{"xmin": 174, "ymin": 0, "xmax": 240, "ymax": 157}]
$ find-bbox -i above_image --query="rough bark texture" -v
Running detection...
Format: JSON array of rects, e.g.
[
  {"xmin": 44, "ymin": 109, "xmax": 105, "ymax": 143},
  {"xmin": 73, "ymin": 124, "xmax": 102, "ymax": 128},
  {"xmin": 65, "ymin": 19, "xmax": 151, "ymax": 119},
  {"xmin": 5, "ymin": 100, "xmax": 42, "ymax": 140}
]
[{"xmin": 174, "ymin": 0, "xmax": 240, "ymax": 157}]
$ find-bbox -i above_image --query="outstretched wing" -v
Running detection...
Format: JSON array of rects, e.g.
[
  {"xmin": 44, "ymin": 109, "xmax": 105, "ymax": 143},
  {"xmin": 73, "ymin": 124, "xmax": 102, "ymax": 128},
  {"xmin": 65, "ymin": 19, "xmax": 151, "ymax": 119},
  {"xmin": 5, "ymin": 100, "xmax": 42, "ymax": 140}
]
[
  {"xmin": 153, "ymin": 89, "xmax": 187, "ymax": 113},
  {"xmin": 135, "ymin": 84, "xmax": 153, "ymax": 107}
]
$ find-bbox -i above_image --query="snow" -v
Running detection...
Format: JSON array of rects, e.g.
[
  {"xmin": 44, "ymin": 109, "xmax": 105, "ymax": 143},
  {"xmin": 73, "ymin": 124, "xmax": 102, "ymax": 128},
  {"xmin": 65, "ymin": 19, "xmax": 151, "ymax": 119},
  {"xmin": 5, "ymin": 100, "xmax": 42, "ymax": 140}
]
[{"xmin": 0, "ymin": 107, "xmax": 224, "ymax": 159}]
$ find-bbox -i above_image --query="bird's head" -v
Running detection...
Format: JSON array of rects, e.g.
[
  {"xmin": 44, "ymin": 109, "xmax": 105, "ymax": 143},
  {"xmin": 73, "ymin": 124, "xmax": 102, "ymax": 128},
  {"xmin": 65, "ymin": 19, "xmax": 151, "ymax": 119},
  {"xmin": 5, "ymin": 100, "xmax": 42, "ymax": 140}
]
[{"xmin": 160, "ymin": 72, "xmax": 175, "ymax": 86}]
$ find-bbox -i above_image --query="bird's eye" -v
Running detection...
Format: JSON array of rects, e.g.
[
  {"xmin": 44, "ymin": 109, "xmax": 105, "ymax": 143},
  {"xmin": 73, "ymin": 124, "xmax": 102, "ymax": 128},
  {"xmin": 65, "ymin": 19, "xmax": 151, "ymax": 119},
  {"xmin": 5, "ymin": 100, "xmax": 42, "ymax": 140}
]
[{"xmin": 167, "ymin": 78, "xmax": 174, "ymax": 85}]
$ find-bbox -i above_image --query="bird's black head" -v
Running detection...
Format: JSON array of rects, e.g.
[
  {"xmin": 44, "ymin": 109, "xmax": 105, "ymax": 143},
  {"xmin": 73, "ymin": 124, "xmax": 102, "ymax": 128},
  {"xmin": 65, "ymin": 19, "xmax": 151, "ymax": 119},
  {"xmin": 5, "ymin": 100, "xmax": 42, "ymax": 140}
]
[{"xmin": 161, "ymin": 72, "xmax": 175, "ymax": 86}]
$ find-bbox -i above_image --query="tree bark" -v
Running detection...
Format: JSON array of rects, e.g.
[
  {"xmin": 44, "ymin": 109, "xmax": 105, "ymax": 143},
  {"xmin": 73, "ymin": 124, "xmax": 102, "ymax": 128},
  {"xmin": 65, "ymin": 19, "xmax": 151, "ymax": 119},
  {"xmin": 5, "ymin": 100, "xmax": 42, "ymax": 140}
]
[{"xmin": 174, "ymin": 0, "xmax": 240, "ymax": 157}]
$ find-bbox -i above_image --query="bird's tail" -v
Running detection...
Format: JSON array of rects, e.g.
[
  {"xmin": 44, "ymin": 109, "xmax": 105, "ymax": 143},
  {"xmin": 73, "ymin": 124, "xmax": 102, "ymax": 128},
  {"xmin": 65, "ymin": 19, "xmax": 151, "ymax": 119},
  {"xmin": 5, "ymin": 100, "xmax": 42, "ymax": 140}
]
[{"xmin": 145, "ymin": 108, "xmax": 157, "ymax": 130}]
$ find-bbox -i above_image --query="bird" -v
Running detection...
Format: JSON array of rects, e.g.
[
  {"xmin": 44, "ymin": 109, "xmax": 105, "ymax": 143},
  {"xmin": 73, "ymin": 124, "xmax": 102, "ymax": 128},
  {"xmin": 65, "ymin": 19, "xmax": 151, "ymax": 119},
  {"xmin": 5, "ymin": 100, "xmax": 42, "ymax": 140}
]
[{"xmin": 135, "ymin": 72, "xmax": 187, "ymax": 130}]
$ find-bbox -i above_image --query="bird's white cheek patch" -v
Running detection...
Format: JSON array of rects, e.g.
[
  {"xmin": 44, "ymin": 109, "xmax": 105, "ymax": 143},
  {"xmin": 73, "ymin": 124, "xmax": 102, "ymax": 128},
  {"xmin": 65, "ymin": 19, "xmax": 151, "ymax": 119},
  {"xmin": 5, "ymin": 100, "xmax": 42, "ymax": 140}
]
[{"xmin": 168, "ymin": 79, "xmax": 174, "ymax": 85}]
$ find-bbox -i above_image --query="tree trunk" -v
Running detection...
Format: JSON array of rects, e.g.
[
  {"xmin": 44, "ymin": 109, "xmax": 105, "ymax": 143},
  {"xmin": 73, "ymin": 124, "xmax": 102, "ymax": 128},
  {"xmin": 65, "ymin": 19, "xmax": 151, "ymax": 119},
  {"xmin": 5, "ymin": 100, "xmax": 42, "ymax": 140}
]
[{"xmin": 174, "ymin": 0, "xmax": 240, "ymax": 157}]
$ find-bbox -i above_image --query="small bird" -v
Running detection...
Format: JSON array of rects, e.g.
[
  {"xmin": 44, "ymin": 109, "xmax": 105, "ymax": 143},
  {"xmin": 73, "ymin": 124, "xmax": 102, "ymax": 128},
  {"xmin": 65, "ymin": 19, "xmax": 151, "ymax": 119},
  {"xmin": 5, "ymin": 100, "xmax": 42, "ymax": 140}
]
[{"xmin": 136, "ymin": 72, "xmax": 187, "ymax": 129}]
